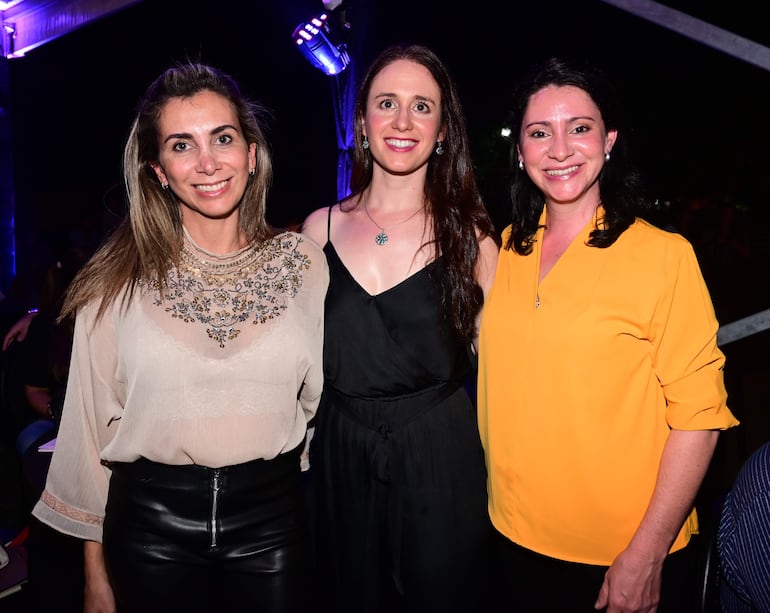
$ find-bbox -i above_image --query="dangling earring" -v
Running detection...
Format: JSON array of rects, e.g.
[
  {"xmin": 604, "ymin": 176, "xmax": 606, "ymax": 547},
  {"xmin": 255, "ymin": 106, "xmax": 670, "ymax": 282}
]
[
  {"xmin": 362, "ymin": 136, "xmax": 370, "ymax": 150},
  {"xmin": 605, "ymin": 152, "xmax": 611, "ymax": 162},
  {"xmin": 435, "ymin": 141, "xmax": 444, "ymax": 156},
  {"xmin": 518, "ymin": 159, "xmax": 524, "ymax": 171}
]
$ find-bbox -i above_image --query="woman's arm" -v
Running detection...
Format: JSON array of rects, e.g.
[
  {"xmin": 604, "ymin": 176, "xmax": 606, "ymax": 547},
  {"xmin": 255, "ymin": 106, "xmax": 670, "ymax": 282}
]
[
  {"xmin": 472, "ymin": 234, "xmax": 500, "ymax": 351},
  {"xmin": 595, "ymin": 428, "xmax": 720, "ymax": 612},
  {"xmin": 32, "ymin": 302, "xmax": 120, "ymax": 542},
  {"xmin": 84, "ymin": 540, "xmax": 116, "ymax": 613},
  {"xmin": 3, "ymin": 311, "xmax": 37, "ymax": 350},
  {"xmin": 23, "ymin": 384, "xmax": 53, "ymax": 420}
]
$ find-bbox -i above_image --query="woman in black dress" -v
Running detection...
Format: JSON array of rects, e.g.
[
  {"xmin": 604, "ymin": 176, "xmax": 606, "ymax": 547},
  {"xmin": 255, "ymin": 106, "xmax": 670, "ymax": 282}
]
[{"xmin": 302, "ymin": 44, "xmax": 499, "ymax": 613}]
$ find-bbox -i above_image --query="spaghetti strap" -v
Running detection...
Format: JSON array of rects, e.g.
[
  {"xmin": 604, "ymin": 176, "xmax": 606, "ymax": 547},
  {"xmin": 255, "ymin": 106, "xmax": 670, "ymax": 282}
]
[{"xmin": 326, "ymin": 204, "xmax": 333, "ymax": 242}]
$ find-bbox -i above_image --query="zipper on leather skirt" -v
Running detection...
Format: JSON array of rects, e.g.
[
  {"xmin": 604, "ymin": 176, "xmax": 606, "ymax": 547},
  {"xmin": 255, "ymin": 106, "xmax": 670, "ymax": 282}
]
[{"xmin": 210, "ymin": 469, "xmax": 222, "ymax": 548}]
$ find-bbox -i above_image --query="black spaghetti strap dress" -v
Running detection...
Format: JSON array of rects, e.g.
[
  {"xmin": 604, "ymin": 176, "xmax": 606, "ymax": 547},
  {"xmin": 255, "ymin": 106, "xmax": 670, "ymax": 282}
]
[{"xmin": 309, "ymin": 208, "xmax": 490, "ymax": 613}]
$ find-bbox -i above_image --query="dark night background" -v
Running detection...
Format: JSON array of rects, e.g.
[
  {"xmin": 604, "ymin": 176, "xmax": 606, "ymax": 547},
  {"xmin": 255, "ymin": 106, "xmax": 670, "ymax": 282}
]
[{"xmin": 5, "ymin": 0, "xmax": 770, "ymax": 326}]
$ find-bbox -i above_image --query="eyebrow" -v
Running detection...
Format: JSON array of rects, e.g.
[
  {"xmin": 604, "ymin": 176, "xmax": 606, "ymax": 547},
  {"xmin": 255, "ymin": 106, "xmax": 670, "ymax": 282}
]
[
  {"xmin": 374, "ymin": 92, "xmax": 437, "ymax": 104},
  {"xmin": 524, "ymin": 116, "xmax": 596, "ymax": 129},
  {"xmin": 162, "ymin": 124, "xmax": 240, "ymax": 144}
]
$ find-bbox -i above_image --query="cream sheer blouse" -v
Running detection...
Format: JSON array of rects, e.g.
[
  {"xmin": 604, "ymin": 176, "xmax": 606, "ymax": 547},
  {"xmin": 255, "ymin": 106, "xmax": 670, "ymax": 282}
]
[{"xmin": 33, "ymin": 231, "xmax": 328, "ymax": 542}]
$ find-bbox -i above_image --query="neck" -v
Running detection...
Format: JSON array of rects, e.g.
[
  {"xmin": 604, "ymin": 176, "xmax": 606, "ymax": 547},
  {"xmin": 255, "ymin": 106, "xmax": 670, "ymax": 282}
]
[
  {"xmin": 182, "ymin": 221, "xmax": 246, "ymax": 255},
  {"xmin": 366, "ymin": 170, "xmax": 427, "ymax": 213},
  {"xmin": 544, "ymin": 198, "xmax": 600, "ymax": 236}
]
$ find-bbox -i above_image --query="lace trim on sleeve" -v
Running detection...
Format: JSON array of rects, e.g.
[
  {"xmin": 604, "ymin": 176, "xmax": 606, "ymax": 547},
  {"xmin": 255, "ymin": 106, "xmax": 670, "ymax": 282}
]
[{"xmin": 39, "ymin": 489, "xmax": 104, "ymax": 526}]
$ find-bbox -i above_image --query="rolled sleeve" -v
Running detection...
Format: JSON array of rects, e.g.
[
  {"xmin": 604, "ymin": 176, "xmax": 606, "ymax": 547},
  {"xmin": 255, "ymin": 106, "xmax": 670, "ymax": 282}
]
[{"xmin": 653, "ymin": 239, "xmax": 736, "ymax": 430}]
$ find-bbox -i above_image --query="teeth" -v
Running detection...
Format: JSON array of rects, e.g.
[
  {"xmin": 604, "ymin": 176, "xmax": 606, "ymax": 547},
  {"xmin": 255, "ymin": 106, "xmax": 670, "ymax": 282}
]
[
  {"xmin": 385, "ymin": 138, "xmax": 414, "ymax": 148},
  {"xmin": 546, "ymin": 166, "xmax": 579, "ymax": 176},
  {"xmin": 195, "ymin": 180, "xmax": 228, "ymax": 192}
]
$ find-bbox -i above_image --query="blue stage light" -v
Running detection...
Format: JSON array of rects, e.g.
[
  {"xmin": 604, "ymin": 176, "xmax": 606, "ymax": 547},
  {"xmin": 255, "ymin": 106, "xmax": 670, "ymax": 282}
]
[{"xmin": 292, "ymin": 12, "xmax": 350, "ymax": 76}]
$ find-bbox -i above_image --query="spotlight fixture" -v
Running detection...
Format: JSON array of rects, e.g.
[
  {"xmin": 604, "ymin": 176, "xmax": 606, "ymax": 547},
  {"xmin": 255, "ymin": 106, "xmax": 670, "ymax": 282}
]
[{"xmin": 292, "ymin": 11, "xmax": 350, "ymax": 76}]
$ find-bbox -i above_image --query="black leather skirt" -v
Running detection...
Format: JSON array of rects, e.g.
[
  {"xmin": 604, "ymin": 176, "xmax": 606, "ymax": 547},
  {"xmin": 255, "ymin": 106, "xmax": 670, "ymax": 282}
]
[{"xmin": 102, "ymin": 445, "xmax": 306, "ymax": 613}]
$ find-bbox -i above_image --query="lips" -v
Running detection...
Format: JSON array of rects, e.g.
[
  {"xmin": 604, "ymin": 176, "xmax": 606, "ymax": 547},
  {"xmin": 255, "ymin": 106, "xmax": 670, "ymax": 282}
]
[
  {"xmin": 194, "ymin": 179, "xmax": 229, "ymax": 193},
  {"xmin": 384, "ymin": 138, "xmax": 417, "ymax": 150},
  {"xmin": 545, "ymin": 165, "xmax": 579, "ymax": 177}
]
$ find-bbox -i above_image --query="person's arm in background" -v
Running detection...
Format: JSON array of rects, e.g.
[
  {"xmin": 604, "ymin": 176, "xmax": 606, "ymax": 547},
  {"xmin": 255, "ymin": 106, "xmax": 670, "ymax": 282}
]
[
  {"xmin": 3, "ymin": 310, "xmax": 37, "ymax": 350},
  {"xmin": 24, "ymin": 384, "xmax": 53, "ymax": 420},
  {"xmin": 20, "ymin": 310, "xmax": 53, "ymax": 419},
  {"xmin": 718, "ymin": 441, "xmax": 770, "ymax": 611}
]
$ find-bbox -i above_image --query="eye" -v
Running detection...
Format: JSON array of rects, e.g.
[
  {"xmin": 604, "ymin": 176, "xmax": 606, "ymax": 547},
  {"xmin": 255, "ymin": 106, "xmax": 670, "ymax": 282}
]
[
  {"xmin": 413, "ymin": 100, "xmax": 431, "ymax": 113},
  {"xmin": 573, "ymin": 124, "xmax": 591, "ymax": 134},
  {"xmin": 529, "ymin": 129, "xmax": 548, "ymax": 139},
  {"xmin": 171, "ymin": 141, "xmax": 190, "ymax": 152},
  {"xmin": 215, "ymin": 133, "xmax": 234, "ymax": 145},
  {"xmin": 378, "ymin": 98, "xmax": 396, "ymax": 110}
]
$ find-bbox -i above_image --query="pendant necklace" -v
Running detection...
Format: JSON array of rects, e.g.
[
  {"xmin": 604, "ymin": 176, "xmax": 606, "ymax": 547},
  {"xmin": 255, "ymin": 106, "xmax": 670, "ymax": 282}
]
[{"xmin": 363, "ymin": 200, "xmax": 424, "ymax": 246}]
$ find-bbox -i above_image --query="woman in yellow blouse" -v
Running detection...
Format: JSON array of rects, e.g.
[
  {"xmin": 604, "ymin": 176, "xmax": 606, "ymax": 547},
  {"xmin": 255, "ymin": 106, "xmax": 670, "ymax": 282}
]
[{"xmin": 478, "ymin": 57, "xmax": 738, "ymax": 612}]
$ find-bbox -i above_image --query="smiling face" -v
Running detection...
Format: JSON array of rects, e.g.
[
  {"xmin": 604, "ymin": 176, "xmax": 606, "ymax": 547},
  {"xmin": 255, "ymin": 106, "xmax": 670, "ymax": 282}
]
[
  {"xmin": 362, "ymin": 58, "xmax": 444, "ymax": 177},
  {"xmin": 518, "ymin": 84, "xmax": 617, "ymax": 208},
  {"xmin": 150, "ymin": 90, "xmax": 256, "ymax": 229}
]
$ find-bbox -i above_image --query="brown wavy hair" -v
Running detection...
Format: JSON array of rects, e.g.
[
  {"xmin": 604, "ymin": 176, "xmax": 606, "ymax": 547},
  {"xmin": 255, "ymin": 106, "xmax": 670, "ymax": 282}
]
[{"xmin": 348, "ymin": 44, "xmax": 497, "ymax": 340}]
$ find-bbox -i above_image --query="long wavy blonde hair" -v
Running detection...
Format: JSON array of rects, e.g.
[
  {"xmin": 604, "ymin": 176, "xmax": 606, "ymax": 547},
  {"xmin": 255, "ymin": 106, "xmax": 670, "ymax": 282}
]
[{"xmin": 60, "ymin": 62, "xmax": 274, "ymax": 322}]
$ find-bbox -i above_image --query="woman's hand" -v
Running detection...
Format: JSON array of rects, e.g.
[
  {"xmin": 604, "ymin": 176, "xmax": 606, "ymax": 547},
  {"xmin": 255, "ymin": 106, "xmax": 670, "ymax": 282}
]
[
  {"xmin": 595, "ymin": 428, "xmax": 720, "ymax": 612},
  {"xmin": 595, "ymin": 546, "xmax": 664, "ymax": 612}
]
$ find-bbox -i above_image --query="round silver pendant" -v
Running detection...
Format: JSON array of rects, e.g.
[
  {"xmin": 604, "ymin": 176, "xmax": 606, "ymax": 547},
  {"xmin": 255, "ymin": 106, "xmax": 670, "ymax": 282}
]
[{"xmin": 375, "ymin": 232, "xmax": 389, "ymax": 246}]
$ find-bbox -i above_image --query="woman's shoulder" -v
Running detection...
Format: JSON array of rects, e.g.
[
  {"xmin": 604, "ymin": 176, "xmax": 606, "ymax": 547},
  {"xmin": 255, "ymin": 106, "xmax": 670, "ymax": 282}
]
[
  {"xmin": 627, "ymin": 217, "xmax": 694, "ymax": 250},
  {"xmin": 301, "ymin": 197, "xmax": 360, "ymax": 246},
  {"xmin": 619, "ymin": 219, "xmax": 702, "ymax": 273},
  {"xmin": 299, "ymin": 203, "xmax": 336, "ymax": 248}
]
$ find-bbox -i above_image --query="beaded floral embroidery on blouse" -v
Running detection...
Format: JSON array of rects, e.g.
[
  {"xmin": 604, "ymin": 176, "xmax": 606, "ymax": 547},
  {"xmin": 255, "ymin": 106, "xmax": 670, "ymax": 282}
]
[{"xmin": 145, "ymin": 232, "xmax": 310, "ymax": 348}]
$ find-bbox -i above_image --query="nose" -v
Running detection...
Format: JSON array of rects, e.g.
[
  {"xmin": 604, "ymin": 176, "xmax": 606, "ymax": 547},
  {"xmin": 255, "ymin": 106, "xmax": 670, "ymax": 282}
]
[
  {"xmin": 548, "ymin": 130, "xmax": 572, "ymax": 161},
  {"xmin": 392, "ymin": 106, "xmax": 412, "ymax": 131},
  {"xmin": 197, "ymin": 147, "xmax": 220, "ymax": 175}
]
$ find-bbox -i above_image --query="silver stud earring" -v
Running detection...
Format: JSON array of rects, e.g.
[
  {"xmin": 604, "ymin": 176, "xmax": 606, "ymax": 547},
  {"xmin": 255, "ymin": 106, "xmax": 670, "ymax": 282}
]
[
  {"xmin": 161, "ymin": 182, "xmax": 169, "ymax": 190},
  {"xmin": 249, "ymin": 168, "xmax": 256, "ymax": 176},
  {"xmin": 435, "ymin": 141, "xmax": 444, "ymax": 156},
  {"xmin": 605, "ymin": 152, "xmax": 611, "ymax": 162},
  {"xmin": 518, "ymin": 159, "xmax": 524, "ymax": 171},
  {"xmin": 362, "ymin": 136, "xmax": 370, "ymax": 150}
]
